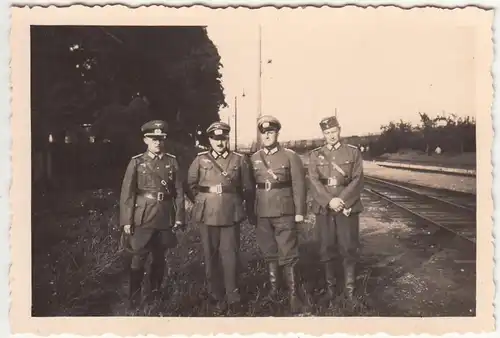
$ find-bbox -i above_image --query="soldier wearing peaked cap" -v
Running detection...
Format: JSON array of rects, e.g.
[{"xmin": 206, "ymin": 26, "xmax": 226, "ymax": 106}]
[
  {"xmin": 119, "ymin": 120, "xmax": 186, "ymax": 308},
  {"xmin": 187, "ymin": 121, "xmax": 256, "ymax": 313},
  {"xmin": 307, "ymin": 115, "xmax": 364, "ymax": 304},
  {"xmin": 251, "ymin": 115, "xmax": 309, "ymax": 314}
]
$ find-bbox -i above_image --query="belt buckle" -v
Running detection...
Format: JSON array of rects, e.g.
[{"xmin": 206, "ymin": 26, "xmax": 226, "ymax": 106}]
[
  {"xmin": 327, "ymin": 177, "xmax": 335, "ymax": 186},
  {"xmin": 157, "ymin": 192, "xmax": 164, "ymax": 201},
  {"xmin": 215, "ymin": 184, "xmax": 223, "ymax": 195},
  {"xmin": 264, "ymin": 180, "xmax": 272, "ymax": 192}
]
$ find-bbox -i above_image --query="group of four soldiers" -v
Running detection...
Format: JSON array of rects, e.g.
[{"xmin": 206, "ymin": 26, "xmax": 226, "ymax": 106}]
[{"xmin": 119, "ymin": 114, "xmax": 364, "ymax": 314}]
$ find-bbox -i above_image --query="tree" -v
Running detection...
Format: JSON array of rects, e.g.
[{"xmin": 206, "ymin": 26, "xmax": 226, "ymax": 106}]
[{"xmin": 31, "ymin": 26, "xmax": 227, "ymax": 152}]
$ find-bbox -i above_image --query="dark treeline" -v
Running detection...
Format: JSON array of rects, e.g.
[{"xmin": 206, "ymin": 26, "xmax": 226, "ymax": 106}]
[
  {"xmin": 368, "ymin": 112, "xmax": 476, "ymax": 157},
  {"xmin": 31, "ymin": 26, "xmax": 227, "ymax": 192}
]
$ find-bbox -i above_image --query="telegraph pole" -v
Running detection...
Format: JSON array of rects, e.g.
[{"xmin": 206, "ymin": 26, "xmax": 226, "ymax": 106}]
[
  {"xmin": 234, "ymin": 95, "xmax": 238, "ymax": 151},
  {"xmin": 256, "ymin": 24, "xmax": 263, "ymax": 150}
]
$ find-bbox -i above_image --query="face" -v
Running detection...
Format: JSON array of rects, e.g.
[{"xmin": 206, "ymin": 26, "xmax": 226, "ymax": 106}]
[
  {"xmin": 261, "ymin": 129, "xmax": 279, "ymax": 148},
  {"xmin": 209, "ymin": 137, "xmax": 229, "ymax": 153},
  {"xmin": 144, "ymin": 136, "xmax": 165, "ymax": 153},
  {"xmin": 323, "ymin": 126, "xmax": 341, "ymax": 145}
]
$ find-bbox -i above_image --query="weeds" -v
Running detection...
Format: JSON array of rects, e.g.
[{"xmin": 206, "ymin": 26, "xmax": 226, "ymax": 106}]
[{"xmin": 32, "ymin": 188, "xmax": 377, "ymax": 317}]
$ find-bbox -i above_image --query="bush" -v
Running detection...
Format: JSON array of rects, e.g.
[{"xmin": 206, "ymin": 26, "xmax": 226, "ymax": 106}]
[{"xmin": 369, "ymin": 112, "xmax": 475, "ymax": 157}]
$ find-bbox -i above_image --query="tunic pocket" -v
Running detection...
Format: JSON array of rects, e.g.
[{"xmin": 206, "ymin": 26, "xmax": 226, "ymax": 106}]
[
  {"xmin": 133, "ymin": 201, "xmax": 146, "ymax": 226},
  {"xmin": 279, "ymin": 194, "xmax": 295, "ymax": 215},
  {"xmin": 192, "ymin": 199, "xmax": 206, "ymax": 223}
]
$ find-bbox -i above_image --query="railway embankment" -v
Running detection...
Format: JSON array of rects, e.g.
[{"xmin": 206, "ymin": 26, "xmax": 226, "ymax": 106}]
[{"xmin": 363, "ymin": 160, "xmax": 476, "ymax": 195}]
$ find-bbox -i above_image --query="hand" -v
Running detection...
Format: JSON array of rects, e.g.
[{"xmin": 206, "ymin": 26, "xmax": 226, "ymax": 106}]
[
  {"xmin": 247, "ymin": 214, "xmax": 257, "ymax": 226},
  {"xmin": 295, "ymin": 215, "xmax": 304, "ymax": 223},
  {"xmin": 123, "ymin": 224, "xmax": 133, "ymax": 235},
  {"xmin": 328, "ymin": 198, "xmax": 345, "ymax": 212},
  {"xmin": 172, "ymin": 221, "xmax": 186, "ymax": 232}
]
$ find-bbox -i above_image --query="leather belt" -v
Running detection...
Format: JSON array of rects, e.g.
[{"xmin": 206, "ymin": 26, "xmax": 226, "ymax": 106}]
[
  {"xmin": 256, "ymin": 181, "xmax": 292, "ymax": 191},
  {"xmin": 319, "ymin": 178, "xmax": 348, "ymax": 187},
  {"xmin": 198, "ymin": 184, "xmax": 237, "ymax": 194},
  {"xmin": 138, "ymin": 190, "xmax": 170, "ymax": 202}
]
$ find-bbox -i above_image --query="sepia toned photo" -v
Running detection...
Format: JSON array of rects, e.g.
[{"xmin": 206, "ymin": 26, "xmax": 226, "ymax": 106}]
[{"xmin": 9, "ymin": 4, "xmax": 495, "ymax": 336}]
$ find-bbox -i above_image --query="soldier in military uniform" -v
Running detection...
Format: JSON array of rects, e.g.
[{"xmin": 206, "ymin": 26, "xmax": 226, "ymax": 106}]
[
  {"xmin": 119, "ymin": 120, "xmax": 186, "ymax": 308},
  {"xmin": 251, "ymin": 115, "xmax": 307, "ymax": 313},
  {"xmin": 307, "ymin": 116, "xmax": 364, "ymax": 304},
  {"xmin": 187, "ymin": 122, "xmax": 256, "ymax": 311}
]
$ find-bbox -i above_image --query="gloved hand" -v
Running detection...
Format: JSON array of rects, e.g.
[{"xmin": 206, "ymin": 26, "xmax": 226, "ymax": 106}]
[
  {"xmin": 123, "ymin": 224, "xmax": 134, "ymax": 235},
  {"xmin": 172, "ymin": 221, "xmax": 186, "ymax": 232}
]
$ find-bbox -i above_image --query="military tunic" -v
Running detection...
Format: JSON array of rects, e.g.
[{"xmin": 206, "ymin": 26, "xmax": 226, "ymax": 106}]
[
  {"xmin": 250, "ymin": 145, "xmax": 307, "ymax": 266},
  {"xmin": 120, "ymin": 151, "xmax": 185, "ymax": 268},
  {"xmin": 308, "ymin": 142, "xmax": 364, "ymax": 264},
  {"xmin": 187, "ymin": 149, "xmax": 255, "ymax": 299}
]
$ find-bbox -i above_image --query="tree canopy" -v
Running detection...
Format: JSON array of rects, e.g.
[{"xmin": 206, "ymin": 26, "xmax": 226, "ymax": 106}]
[
  {"xmin": 31, "ymin": 26, "xmax": 227, "ymax": 151},
  {"xmin": 369, "ymin": 112, "xmax": 476, "ymax": 156}
]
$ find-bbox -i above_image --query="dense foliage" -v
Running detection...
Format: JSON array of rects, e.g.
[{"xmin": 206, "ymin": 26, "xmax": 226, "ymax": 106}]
[
  {"xmin": 369, "ymin": 112, "xmax": 476, "ymax": 156},
  {"xmin": 31, "ymin": 26, "xmax": 227, "ymax": 152}
]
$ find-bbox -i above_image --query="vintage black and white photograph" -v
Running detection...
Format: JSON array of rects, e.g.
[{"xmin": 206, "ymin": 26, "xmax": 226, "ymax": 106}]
[{"xmin": 9, "ymin": 4, "xmax": 495, "ymax": 336}]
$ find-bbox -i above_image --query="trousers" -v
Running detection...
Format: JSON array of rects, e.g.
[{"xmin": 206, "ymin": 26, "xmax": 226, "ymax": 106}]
[
  {"xmin": 315, "ymin": 212, "xmax": 360, "ymax": 264},
  {"xmin": 124, "ymin": 228, "xmax": 176, "ymax": 270},
  {"xmin": 256, "ymin": 215, "xmax": 299, "ymax": 266},
  {"xmin": 199, "ymin": 223, "xmax": 240, "ymax": 296}
]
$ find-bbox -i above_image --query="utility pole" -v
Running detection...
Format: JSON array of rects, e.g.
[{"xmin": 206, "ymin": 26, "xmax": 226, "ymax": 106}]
[
  {"xmin": 256, "ymin": 24, "xmax": 263, "ymax": 150},
  {"xmin": 234, "ymin": 95, "xmax": 238, "ymax": 151}
]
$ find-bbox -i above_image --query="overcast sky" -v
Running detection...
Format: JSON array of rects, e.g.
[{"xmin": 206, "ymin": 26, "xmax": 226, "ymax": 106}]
[{"xmin": 206, "ymin": 9, "xmax": 478, "ymax": 146}]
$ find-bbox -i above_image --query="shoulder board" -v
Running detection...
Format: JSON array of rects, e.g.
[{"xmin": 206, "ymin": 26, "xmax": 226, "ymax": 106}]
[
  {"xmin": 197, "ymin": 151, "xmax": 209, "ymax": 156},
  {"xmin": 232, "ymin": 151, "xmax": 243, "ymax": 157},
  {"xmin": 132, "ymin": 153, "xmax": 143, "ymax": 159},
  {"xmin": 311, "ymin": 146, "xmax": 323, "ymax": 152},
  {"xmin": 284, "ymin": 148, "xmax": 296, "ymax": 153},
  {"xmin": 347, "ymin": 144, "xmax": 359, "ymax": 149},
  {"xmin": 165, "ymin": 152, "xmax": 176, "ymax": 158}
]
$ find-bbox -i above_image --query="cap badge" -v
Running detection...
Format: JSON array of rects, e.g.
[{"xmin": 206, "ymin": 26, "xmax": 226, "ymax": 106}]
[
  {"xmin": 214, "ymin": 129, "xmax": 223, "ymax": 135},
  {"xmin": 154, "ymin": 123, "xmax": 162, "ymax": 127},
  {"xmin": 262, "ymin": 122, "xmax": 270, "ymax": 128},
  {"xmin": 154, "ymin": 129, "xmax": 162, "ymax": 134}
]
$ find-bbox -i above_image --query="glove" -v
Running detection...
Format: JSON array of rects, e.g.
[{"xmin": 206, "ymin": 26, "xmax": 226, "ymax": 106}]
[
  {"xmin": 123, "ymin": 224, "xmax": 134, "ymax": 235},
  {"xmin": 172, "ymin": 221, "xmax": 186, "ymax": 232},
  {"xmin": 295, "ymin": 215, "xmax": 304, "ymax": 223}
]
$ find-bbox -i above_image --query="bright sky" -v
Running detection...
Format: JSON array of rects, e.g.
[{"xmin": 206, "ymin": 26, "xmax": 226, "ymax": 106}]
[{"xmin": 206, "ymin": 9, "xmax": 480, "ymax": 146}]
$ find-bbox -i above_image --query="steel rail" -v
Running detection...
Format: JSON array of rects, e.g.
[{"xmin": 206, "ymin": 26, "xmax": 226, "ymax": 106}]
[
  {"xmin": 364, "ymin": 175, "xmax": 476, "ymax": 213},
  {"xmin": 363, "ymin": 182, "xmax": 476, "ymax": 245}
]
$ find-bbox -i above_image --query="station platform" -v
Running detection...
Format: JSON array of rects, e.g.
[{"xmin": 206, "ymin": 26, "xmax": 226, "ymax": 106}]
[{"xmin": 370, "ymin": 160, "xmax": 476, "ymax": 177}]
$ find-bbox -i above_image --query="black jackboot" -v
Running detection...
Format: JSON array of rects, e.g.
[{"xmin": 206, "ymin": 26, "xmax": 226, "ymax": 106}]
[
  {"xmin": 283, "ymin": 264, "xmax": 305, "ymax": 314},
  {"xmin": 319, "ymin": 261, "xmax": 336, "ymax": 305},
  {"xmin": 265, "ymin": 261, "xmax": 280, "ymax": 301},
  {"xmin": 128, "ymin": 268, "xmax": 144, "ymax": 309},
  {"xmin": 150, "ymin": 257, "xmax": 166, "ymax": 290},
  {"xmin": 149, "ymin": 261, "xmax": 166, "ymax": 301},
  {"xmin": 344, "ymin": 262, "xmax": 356, "ymax": 301}
]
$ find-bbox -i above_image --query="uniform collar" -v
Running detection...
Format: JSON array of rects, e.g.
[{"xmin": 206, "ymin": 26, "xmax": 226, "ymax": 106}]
[
  {"xmin": 147, "ymin": 151, "xmax": 164, "ymax": 160},
  {"xmin": 326, "ymin": 142, "xmax": 341, "ymax": 151},
  {"xmin": 211, "ymin": 149, "xmax": 229, "ymax": 159},
  {"xmin": 263, "ymin": 144, "xmax": 280, "ymax": 155}
]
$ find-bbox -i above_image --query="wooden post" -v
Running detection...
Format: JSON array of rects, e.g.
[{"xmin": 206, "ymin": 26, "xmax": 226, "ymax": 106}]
[{"xmin": 234, "ymin": 95, "xmax": 238, "ymax": 151}]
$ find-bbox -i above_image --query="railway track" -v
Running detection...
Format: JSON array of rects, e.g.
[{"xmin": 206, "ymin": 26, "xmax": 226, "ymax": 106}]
[{"xmin": 363, "ymin": 176, "xmax": 476, "ymax": 245}]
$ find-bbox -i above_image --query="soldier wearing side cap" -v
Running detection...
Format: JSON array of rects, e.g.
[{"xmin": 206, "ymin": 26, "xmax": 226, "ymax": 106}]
[
  {"xmin": 307, "ymin": 116, "xmax": 364, "ymax": 304},
  {"xmin": 119, "ymin": 120, "xmax": 186, "ymax": 308},
  {"xmin": 187, "ymin": 121, "xmax": 256, "ymax": 312},
  {"xmin": 251, "ymin": 115, "xmax": 308, "ymax": 314}
]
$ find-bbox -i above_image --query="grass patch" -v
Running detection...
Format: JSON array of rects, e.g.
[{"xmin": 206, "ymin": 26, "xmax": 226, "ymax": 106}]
[{"xmin": 32, "ymin": 189, "xmax": 378, "ymax": 317}]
